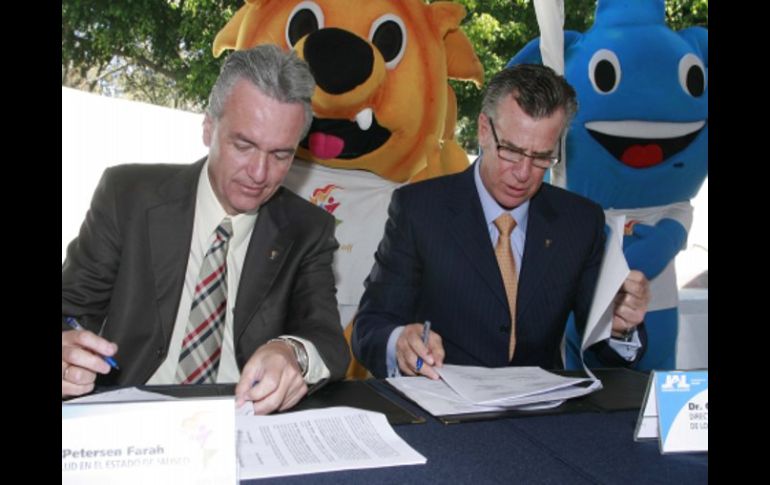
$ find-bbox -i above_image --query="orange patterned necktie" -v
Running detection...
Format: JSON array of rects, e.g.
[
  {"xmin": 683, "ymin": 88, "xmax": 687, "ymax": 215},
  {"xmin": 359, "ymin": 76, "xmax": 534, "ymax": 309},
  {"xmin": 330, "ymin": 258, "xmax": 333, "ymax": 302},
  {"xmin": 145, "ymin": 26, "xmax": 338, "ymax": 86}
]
[{"xmin": 494, "ymin": 213, "xmax": 518, "ymax": 361}]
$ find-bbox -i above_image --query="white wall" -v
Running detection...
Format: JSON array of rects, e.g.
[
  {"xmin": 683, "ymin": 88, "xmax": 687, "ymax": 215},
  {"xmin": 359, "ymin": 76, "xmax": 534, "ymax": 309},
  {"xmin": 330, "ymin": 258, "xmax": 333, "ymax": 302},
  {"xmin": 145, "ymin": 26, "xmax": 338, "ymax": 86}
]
[{"xmin": 62, "ymin": 87, "xmax": 206, "ymax": 260}]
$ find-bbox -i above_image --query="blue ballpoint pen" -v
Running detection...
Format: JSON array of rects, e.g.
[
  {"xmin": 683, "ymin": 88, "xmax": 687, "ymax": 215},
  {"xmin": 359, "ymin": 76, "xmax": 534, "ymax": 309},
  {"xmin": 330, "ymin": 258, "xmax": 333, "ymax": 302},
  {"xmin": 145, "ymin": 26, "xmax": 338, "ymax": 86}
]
[
  {"xmin": 415, "ymin": 320, "xmax": 431, "ymax": 372},
  {"xmin": 65, "ymin": 317, "xmax": 120, "ymax": 370}
]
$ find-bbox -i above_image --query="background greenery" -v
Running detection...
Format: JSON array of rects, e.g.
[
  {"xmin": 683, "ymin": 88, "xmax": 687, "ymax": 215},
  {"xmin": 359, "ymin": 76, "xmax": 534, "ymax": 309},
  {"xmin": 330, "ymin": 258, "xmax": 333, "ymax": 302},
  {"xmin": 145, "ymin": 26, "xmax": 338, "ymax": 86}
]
[{"xmin": 62, "ymin": 0, "xmax": 707, "ymax": 150}]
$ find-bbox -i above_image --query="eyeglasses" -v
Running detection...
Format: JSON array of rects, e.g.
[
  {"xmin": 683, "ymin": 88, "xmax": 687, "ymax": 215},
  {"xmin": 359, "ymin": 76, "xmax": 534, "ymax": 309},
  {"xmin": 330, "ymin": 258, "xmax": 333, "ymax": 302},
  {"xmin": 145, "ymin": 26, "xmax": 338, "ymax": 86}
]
[{"xmin": 487, "ymin": 118, "xmax": 560, "ymax": 169}]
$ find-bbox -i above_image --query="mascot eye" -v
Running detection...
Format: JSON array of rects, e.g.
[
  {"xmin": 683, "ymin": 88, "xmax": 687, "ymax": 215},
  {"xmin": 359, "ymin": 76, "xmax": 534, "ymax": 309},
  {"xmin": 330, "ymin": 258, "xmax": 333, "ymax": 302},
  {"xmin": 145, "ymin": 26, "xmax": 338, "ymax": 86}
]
[
  {"xmin": 679, "ymin": 53, "xmax": 706, "ymax": 97},
  {"xmin": 286, "ymin": 1, "xmax": 325, "ymax": 47},
  {"xmin": 588, "ymin": 49, "xmax": 621, "ymax": 94},
  {"xmin": 369, "ymin": 14, "xmax": 407, "ymax": 69}
]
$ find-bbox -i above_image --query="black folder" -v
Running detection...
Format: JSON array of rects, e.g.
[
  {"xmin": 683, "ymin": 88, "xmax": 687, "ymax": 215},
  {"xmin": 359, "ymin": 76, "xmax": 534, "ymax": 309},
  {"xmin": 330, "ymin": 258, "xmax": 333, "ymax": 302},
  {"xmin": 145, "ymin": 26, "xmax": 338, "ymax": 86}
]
[
  {"xmin": 290, "ymin": 380, "xmax": 425, "ymax": 425},
  {"xmin": 140, "ymin": 380, "xmax": 424, "ymax": 425}
]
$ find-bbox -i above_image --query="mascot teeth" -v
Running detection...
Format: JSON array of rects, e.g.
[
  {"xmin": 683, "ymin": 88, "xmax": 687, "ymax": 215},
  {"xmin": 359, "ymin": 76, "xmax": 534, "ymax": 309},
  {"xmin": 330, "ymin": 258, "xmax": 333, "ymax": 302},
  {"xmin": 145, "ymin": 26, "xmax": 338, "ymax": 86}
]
[
  {"xmin": 355, "ymin": 108, "xmax": 373, "ymax": 131},
  {"xmin": 584, "ymin": 120, "xmax": 705, "ymax": 139}
]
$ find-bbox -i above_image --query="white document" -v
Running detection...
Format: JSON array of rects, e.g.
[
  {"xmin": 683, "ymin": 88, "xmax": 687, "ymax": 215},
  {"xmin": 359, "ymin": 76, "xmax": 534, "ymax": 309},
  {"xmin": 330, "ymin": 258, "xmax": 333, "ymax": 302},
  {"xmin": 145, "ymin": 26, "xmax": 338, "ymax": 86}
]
[
  {"xmin": 388, "ymin": 365, "xmax": 597, "ymax": 418},
  {"xmin": 236, "ymin": 406, "xmax": 425, "ymax": 479},
  {"xmin": 436, "ymin": 365, "xmax": 593, "ymax": 405},
  {"xmin": 582, "ymin": 214, "xmax": 628, "ymax": 353},
  {"xmin": 387, "ymin": 375, "xmax": 563, "ymax": 416}
]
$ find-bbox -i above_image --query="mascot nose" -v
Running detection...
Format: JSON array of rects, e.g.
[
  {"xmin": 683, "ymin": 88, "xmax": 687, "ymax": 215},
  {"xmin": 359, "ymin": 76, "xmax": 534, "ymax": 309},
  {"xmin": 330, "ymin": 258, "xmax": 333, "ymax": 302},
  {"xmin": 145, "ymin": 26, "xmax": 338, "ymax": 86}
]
[{"xmin": 301, "ymin": 28, "xmax": 375, "ymax": 95}]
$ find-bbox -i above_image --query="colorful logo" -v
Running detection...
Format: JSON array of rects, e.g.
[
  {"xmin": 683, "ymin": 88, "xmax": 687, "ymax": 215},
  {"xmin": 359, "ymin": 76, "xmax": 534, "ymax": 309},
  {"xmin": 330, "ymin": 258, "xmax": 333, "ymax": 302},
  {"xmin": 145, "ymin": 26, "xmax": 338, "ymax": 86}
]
[{"xmin": 310, "ymin": 184, "xmax": 343, "ymax": 225}]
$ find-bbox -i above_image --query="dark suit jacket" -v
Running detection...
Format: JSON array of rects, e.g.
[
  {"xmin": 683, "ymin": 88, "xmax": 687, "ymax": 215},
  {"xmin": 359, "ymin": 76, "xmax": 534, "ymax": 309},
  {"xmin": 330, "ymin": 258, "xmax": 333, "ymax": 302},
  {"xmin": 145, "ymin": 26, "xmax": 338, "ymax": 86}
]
[
  {"xmin": 62, "ymin": 160, "xmax": 349, "ymax": 386},
  {"xmin": 352, "ymin": 163, "xmax": 643, "ymax": 378}
]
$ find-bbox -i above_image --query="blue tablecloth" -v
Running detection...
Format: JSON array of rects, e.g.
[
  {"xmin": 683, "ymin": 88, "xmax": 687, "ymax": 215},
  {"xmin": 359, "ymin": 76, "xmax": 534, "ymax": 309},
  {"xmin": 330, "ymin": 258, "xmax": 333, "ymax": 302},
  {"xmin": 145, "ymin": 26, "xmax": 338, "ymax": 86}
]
[{"xmin": 244, "ymin": 380, "xmax": 707, "ymax": 484}]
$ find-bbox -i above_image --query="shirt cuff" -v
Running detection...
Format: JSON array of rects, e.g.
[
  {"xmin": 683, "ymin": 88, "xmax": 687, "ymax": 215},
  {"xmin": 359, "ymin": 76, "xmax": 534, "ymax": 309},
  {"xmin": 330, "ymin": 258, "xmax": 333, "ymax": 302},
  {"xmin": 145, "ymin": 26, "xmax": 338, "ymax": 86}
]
[
  {"xmin": 608, "ymin": 329, "xmax": 642, "ymax": 361},
  {"xmin": 278, "ymin": 335, "xmax": 330, "ymax": 385},
  {"xmin": 386, "ymin": 326, "xmax": 406, "ymax": 378}
]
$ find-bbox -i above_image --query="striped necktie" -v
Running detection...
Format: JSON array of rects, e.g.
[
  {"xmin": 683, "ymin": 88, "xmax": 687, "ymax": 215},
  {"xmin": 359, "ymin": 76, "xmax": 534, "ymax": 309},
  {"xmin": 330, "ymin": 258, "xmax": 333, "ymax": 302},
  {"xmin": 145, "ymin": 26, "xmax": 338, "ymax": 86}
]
[
  {"xmin": 176, "ymin": 218, "xmax": 233, "ymax": 384},
  {"xmin": 494, "ymin": 213, "xmax": 518, "ymax": 361}
]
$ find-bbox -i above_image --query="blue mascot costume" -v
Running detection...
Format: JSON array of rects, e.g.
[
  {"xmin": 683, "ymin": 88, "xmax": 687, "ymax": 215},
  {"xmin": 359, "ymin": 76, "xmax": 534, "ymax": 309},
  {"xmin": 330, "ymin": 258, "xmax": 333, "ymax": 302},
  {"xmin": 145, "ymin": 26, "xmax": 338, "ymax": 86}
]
[{"xmin": 508, "ymin": 0, "xmax": 707, "ymax": 370}]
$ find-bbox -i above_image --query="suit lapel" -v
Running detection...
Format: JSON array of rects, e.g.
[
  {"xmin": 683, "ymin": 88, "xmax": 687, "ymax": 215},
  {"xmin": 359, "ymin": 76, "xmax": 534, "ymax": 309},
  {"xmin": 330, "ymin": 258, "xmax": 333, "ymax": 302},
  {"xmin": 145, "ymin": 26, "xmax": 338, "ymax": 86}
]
[
  {"xmin": 517, "ymin": 185, "xmax": 559, "ymax": 319},
  {"xmin": 147, "ymin": 161, "xmax": 203, "ymax": 344},
  {"xmin": 233, "ymin": 188, "xmax": 294, "ymax": 342},
  {"xmin": 447, "ymin": 166, "xmax": 509, "ymax": 308}
]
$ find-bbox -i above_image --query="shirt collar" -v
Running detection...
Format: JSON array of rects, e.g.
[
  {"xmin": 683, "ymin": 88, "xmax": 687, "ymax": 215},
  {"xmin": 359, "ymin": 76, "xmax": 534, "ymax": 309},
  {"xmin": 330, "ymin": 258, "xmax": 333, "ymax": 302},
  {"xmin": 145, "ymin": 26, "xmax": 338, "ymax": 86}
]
[
  {"xmin": 197, "ymin": 160, "xmax": 258, "ymax": 249},
  {"xmin": 473, "ymin": 158, "xmax": 529, "ymax": 232}
]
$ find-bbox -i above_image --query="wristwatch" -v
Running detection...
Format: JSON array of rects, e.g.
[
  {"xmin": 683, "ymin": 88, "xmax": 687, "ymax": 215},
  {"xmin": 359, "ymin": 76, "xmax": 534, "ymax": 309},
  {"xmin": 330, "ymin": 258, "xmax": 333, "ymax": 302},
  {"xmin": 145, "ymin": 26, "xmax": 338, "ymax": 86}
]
[{"xmin": 269, "ymin": 337, "xmax": 309, "ymax": 377}]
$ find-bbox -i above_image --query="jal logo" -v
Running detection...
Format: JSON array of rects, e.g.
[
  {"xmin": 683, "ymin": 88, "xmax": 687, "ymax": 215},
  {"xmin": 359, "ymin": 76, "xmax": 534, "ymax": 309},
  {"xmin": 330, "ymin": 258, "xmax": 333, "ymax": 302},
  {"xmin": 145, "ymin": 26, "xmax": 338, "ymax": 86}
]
[{"xmin": 661, "ymin": 374, "xmax": 690, "ymax": 391}]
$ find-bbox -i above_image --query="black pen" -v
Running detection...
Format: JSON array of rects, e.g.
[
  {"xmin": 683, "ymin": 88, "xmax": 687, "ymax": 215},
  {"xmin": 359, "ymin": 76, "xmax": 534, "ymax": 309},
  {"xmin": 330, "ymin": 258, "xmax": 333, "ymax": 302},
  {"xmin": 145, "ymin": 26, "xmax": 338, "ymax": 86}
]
[{"xmin": 65, "ymin": 317, "xmax": 120, "ymax": 370}]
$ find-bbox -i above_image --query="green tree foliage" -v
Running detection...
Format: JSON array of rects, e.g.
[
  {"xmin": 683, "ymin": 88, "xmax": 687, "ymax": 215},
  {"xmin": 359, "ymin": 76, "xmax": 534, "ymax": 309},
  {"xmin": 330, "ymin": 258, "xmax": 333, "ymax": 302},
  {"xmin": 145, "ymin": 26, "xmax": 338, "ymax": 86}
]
[
  {"xmin": 62, "ymin": 0, "xmax": 239, "ymax": 110},
  {"xmin": 62, "ymin": 0, "xmax": 707, "ymax": 144}
]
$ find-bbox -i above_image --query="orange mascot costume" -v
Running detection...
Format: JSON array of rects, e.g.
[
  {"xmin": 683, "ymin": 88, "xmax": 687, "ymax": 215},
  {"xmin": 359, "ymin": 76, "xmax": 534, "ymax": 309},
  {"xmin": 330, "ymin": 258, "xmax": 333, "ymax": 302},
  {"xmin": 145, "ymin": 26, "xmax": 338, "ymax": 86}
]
[{"xmin": 214, "ymin": 0, "xmax": 483, "ymax": 376}]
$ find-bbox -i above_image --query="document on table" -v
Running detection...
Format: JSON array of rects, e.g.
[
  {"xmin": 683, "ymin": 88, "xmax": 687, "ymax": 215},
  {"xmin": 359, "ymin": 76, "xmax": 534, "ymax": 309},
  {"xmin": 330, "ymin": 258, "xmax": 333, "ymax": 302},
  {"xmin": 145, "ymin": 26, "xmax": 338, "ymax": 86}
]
[
  {"xmin": 236, "ymin": 406, "xmax": 426, "ymax": 479},
  {"xmin": 437, "ymin": 365, "xmax": 595, "ymax": 406},
  {"xmin": 387, "ymin": 365, "xmax": 597, "ymax": 417},
  {"xmin": 386, "ymin": 373, "xmax": 564, "ymax": 416}
]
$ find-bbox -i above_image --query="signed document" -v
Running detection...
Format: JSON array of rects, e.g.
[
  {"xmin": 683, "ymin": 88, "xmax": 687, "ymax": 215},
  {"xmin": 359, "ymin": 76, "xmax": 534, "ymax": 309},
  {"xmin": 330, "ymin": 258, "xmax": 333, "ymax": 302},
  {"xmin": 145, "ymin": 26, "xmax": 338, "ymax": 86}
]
[
  {"xmin": 387, "ymin": 365, "xmax": 598, "ymax": 418},
  {"xmin": 236, "ymin": 406, "xmax": 425, "ymax": 479}
]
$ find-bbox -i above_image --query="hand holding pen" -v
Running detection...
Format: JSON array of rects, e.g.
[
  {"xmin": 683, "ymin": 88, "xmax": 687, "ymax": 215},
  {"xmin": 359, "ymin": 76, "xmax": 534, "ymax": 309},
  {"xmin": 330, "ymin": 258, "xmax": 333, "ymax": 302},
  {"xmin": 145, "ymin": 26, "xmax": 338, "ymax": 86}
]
[
  {"xmin": 415, "ymin": 320, "xmax": 431, "ymax": 372},
  {"xmin": 62, "ymin": 317, "xmax": 120, "ymax": 399},
  {"xmin": 403, "ymin": 320, "xmax": 443, "ymax": 380}
]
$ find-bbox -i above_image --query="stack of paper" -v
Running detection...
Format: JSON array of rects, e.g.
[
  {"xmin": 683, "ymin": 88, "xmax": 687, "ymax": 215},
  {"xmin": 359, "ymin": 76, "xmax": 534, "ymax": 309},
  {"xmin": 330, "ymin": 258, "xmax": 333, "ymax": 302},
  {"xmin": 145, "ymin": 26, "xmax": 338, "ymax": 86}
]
[{"xmin": 388, "ymin": 365, "xmax": 601, "ymax": 417}]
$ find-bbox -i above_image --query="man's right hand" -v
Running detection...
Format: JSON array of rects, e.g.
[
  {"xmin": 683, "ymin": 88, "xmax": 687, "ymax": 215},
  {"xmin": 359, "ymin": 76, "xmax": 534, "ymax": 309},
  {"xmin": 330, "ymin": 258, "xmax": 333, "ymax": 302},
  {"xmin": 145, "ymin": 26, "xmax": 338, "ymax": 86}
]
[
  {"xmin": 62, "ymin": 330, "xmax": 118, "ymax": 399},
  {"xmin": 396, "ymin": 323, "xmax": 445, "ymax": 380}
]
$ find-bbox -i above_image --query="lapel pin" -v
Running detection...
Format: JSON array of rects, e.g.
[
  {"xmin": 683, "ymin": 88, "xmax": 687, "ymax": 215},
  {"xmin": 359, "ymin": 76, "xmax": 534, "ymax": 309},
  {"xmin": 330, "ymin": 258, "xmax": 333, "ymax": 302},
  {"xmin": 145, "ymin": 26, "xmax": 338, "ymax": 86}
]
[
  {"xmin": 545, "ymin": 239, "xmax": 552, "ymax": 248},
  {"xmin": 269, "ymin": 250, "xmax": 279, "ymax": 260}
]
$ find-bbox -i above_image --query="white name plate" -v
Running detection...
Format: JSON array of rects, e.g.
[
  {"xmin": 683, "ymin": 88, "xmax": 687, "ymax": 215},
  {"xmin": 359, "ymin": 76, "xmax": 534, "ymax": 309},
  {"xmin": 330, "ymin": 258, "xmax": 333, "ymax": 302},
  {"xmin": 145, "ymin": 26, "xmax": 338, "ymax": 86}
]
[
  {"xmin": 634, "ymin": 370, "xmax": 708, "ymax": 453},
  {"xmin": 62, "ymin": 397, "xmax": 237, "ymax": 484}
]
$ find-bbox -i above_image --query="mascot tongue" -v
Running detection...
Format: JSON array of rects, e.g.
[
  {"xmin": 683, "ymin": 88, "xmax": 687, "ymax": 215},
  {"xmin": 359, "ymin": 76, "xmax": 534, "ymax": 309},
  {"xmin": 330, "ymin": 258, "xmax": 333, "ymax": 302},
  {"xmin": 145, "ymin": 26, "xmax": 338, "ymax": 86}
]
[
  {"xmin": 308, "ymin": 133, "xmax": 345, "ymax": 159},
  {"xmin": 621, "ymin": 144, "xmax": 663, "ymax": 168}
]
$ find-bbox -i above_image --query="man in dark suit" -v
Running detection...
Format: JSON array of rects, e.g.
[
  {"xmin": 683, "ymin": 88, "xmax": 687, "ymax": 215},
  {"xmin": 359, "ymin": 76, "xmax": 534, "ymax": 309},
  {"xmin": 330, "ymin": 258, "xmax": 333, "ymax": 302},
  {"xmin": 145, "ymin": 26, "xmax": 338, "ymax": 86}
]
[
  {"xmin": 353, "ymin": 64, "xmax": 649, "ymax": 379},
  {"xmin": 62, "ymin": 45, "xmax": 349, "ymax": 413}
]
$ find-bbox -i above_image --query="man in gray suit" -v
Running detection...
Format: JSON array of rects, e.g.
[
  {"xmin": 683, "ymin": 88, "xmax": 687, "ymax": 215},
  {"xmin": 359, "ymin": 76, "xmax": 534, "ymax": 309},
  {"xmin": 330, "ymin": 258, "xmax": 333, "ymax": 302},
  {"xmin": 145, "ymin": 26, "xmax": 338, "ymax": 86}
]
[{"xmin": 62, "ymin": 45, "xmax": 349, "ymax": 414}]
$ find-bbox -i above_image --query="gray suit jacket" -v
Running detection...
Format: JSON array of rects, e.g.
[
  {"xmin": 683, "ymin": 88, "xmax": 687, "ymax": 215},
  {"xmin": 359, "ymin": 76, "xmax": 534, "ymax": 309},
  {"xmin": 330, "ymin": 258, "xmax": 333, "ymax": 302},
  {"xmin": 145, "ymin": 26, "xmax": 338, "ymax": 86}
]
[{"xmin": 62, "ymin": 160, "xmax": 349, "ymax": 386}]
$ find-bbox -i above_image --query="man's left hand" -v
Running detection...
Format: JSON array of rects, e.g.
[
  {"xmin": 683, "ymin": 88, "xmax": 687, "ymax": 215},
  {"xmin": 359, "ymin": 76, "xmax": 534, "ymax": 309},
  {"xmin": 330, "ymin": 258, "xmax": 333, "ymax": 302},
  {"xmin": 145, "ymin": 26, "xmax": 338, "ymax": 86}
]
[
  {"xmin": 235, "ymin": 340, "xmax": 308, "ymax": 415},
  {"xmin": 611, "ymin": 270, "xmax": 650, "ymax": 338}
]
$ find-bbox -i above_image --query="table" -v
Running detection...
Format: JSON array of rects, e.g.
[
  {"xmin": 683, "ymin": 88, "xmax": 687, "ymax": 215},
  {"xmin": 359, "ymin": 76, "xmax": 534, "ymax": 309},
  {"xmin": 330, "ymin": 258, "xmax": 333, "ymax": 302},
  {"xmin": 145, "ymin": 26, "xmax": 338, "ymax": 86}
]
[{"xmin": 242, "ymin": 377, "xmax": 707, "ymax": 484}]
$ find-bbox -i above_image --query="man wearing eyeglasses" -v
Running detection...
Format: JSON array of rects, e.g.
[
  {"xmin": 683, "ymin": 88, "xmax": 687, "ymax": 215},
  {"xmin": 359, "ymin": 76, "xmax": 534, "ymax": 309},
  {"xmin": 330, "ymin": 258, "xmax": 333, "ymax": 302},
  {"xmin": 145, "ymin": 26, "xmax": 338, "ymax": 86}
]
[{"xmin": 352, "ymin": 64, "xmax": 650, "ymax": 378}]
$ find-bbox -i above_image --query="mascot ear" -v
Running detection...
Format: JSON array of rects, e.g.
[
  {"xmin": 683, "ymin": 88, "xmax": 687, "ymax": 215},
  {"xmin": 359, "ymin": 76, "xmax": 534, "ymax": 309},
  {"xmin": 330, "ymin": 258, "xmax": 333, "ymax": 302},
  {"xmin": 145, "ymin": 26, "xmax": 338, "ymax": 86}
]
[
  {"xmin": 445, "ymin": 30, "xmax": 484, "ymax": 86},
  {"xmin": 679, "ymin": 27, "xmax": 708, "ymax": 68},
  {"xmin": 429, "ymin": 1, "xmax": 466, "ymax": 35},
  {"xmin": 429, "ymin": 2, "xmax": 483, "ymax": 87},
  {"xmin": 213, "ymin": 0, "xmax": 272, "ymax": 57}
]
